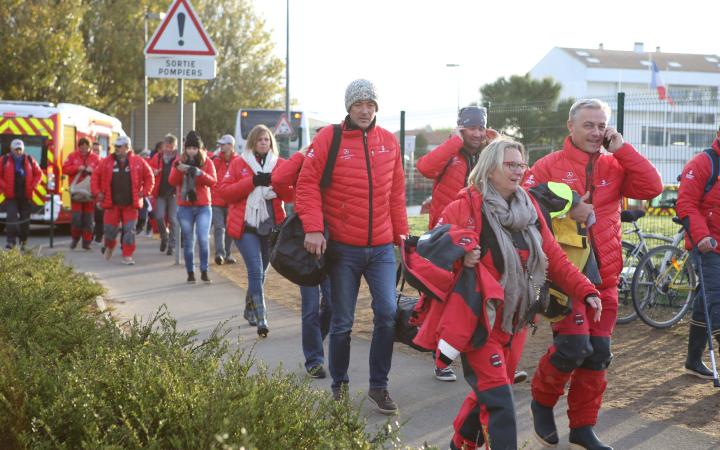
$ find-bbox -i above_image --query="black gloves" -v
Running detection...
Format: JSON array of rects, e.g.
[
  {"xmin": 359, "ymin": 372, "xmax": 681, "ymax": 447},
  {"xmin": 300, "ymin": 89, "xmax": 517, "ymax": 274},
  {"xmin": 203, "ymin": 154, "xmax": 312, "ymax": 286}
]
[{"xmin": 253, "ymin": 172, "xmax": 272, "ymax": 187}]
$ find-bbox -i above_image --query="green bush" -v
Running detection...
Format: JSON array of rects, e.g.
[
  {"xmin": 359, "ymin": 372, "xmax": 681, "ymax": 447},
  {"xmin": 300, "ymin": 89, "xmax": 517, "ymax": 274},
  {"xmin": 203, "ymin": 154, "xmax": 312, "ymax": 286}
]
[{"xmin": 0, "ymin": 251, "xmax": 406, "ymax": 449}]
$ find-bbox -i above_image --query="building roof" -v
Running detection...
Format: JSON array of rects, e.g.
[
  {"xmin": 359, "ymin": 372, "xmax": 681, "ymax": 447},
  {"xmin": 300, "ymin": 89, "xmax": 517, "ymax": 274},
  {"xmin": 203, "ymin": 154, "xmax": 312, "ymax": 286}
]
[{"xmin": 559, "ymin": 47, "xmax": 720, "ymax": 73}]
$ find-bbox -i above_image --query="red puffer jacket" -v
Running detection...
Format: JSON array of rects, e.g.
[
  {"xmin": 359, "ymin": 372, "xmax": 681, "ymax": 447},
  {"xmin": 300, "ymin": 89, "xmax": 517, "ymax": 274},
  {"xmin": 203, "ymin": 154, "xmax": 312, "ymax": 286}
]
[
  {"xmin": 169, "ymin": 157, "xmax": 217, "ymax": 207},
  {"xmin": 414, "ymin": 187, "xmax": 599, "ymax": 354},
  {"xmin": 0, "ymin": 154, "xmax": 42, "ymax": 200},
  {"xmin": 91, "ymin": 153, "xmax": 154, "ymax": 209},
  {"xmin": 523, "ymin": 137, "xmax": 663, "ymax": 289},
  {"xmin": 271, "ymin": 150, "xmax": 304, "ymax": 194},
  {"xmin": 677, "ymin": 139, "xmax": 720, "ymax": 250},
  {"xmin": 216, "ymin": 156, "xmax": 294, "ymax": 240},
  {"xmin": 147, "ymin": 152, "xmax": 176, "ymax": 198},
  {"xmin": 211, "ymin": 152, "xmax": 239, "ymax": 207},
  {"xmin": 295, "ymin": 119, "xmax": 409, "ymax": 246},
  {"xmin": 62, "ymin": 150, "xmax": 102, "ymax": 186}
]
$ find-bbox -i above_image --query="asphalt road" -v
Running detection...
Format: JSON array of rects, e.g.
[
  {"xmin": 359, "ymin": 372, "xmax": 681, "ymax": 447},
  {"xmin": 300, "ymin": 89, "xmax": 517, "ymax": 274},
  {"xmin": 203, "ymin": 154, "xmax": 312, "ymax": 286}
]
[{"xmin": 21, "ymin": 227, "xmax": 720, "ymax": 449}]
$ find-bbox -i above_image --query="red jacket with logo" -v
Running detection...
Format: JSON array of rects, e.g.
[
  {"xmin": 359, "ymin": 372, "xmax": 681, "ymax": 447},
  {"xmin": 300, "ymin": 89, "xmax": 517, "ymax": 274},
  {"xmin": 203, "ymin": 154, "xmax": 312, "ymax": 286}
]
[
  {"xmin": 210, "ymin": 152, "xmax": 239, "ymax": 207},
  {"xmin": 271, "ymin": 150, "xmax": 304, "ymax": 194},
  {"xmin": 216, "ymin": 156, "xmax": 294, "ymax": 240},
  {"xmin": 0, "ymin": 154, "xmax": 42, "ymax": 200},
  {"xmin": 62, "ymin": 150, "xmax": 102, "ymax": 186},
  {"xmin": 523, "ymin": 137, "xmax": 663, "ymax": 289},
  {"xmin": 168, "ymin": 157, "xmax": 217, "ymax": 207},
  {"xmin": 295, "ymin": 120, "xmax": 409, "ymax": 247},
  {"xmin": 677, "ymin": 139, "xmax": 720, "ymax": 250},
  {"xmin": 413, "ymin": 187, "xmax": 599, "ymax": 356},
  {"xmin": 91, "ymin": 153, "xmax": 154, "ymax": 209},
  {"xmin": 417, "ymin": 135, "xmax": 475, "ymax": 229}
]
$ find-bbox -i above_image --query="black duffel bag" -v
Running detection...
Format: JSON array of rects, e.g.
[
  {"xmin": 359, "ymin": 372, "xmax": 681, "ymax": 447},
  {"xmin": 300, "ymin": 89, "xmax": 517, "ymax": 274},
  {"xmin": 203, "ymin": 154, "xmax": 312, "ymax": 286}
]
[
  {"xmin": 394, "ymin": 267, "xmax": 431, "ymax": 353},
  {"xmin": 269, "ymin": 213, "xmax": 328, "ymax": 286}
]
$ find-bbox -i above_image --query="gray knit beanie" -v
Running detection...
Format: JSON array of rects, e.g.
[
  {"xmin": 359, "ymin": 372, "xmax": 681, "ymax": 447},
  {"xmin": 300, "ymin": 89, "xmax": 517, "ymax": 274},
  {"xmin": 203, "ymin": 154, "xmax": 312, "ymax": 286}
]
[{"xmin": 344, "ymin": 79, "xmax": 379, "ymax": 112}]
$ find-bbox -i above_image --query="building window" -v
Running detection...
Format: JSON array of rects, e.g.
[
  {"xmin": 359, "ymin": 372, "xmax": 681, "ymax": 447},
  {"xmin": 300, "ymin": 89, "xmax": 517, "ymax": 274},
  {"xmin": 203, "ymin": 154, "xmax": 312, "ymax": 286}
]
[
  {"xmin": 690, "ymin": 131, "xmax": 717, "ymax": 147},
  {"xmin": 642, "ymin": 126, "xmax": 665, "ymax": 146}
]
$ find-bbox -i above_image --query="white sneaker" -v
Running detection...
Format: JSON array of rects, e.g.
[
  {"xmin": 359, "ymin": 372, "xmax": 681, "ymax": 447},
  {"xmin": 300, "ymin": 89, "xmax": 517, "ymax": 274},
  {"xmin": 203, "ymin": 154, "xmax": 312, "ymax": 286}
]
[
  {"xmin": 514, "ymin": 370, "xmax": 528, "ymax": 384},
  {"xmin": 122, "ymin": 256, "xmax": 135, "ymax": 265}
]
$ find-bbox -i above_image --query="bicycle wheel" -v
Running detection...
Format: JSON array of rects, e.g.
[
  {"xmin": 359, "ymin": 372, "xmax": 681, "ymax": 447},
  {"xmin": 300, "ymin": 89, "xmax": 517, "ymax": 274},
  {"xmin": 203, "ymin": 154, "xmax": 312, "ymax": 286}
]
[
  {"xmin": 617, "ymin": 241, "xmax": 642, "ymax": 324},
  {"xmin": 631, "ymin": 244, "xmax": 695, "ymax": 329}
]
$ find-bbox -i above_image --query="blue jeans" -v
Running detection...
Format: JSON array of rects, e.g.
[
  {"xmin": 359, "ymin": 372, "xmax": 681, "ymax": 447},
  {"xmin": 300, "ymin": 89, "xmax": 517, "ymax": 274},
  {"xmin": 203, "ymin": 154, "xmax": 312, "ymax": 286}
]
[
  {"xmin": 235, "ymin": 231, "xmax": 271, "ymax": 299},
  {"xmin": 212, "ymin": 205, "xmax": 233, "ymax": 258},
  {"xmin": 177, "ymin": 205, "xmax": 212, "ymax": 273},
  {"xmin": 326, "ymin": 241, "xmax": 397, "ymax": 390},
  {"xmin": 692, "ymin": 251, "xmax": 720, "ymax": 331},
  {"xmin": 300, "ymin": 278, "xmax": 332, "ymax": 370}
]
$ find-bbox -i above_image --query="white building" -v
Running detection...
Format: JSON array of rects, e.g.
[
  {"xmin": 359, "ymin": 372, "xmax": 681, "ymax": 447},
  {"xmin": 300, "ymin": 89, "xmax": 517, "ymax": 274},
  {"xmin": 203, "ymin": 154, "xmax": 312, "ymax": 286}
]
[{"xmin": 530, "ymin": 43, "xmax": 720, "ymax": 184}]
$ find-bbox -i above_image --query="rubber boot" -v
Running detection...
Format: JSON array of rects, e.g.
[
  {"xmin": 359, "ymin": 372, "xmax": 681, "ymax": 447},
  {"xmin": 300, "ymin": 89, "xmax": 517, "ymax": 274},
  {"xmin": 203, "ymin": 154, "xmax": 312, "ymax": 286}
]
[
  {"xmin": 243, "ymin": 292, "xmax": 257, "ymax": 327},
  {"xmin": 252, "ymin": 294, "xmax": 269, "ymax": 337},
  {"xmin": 569, "ymin": 426, "xmax": 613, "ymax": 450},
  {"xmin": 685, "ymin": 324, "xmax": 714, "ymax": 379},
  {"xmin": 531, "ymin": 400, "xmax": 559, "ymax": 447}
]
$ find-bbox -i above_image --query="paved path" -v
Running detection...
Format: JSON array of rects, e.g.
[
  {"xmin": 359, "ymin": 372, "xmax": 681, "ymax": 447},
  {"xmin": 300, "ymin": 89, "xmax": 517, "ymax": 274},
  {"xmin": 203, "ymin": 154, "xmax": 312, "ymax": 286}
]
[{"xmin": 35, "ymin": 233, "xmax": 720, "ymax": 449}]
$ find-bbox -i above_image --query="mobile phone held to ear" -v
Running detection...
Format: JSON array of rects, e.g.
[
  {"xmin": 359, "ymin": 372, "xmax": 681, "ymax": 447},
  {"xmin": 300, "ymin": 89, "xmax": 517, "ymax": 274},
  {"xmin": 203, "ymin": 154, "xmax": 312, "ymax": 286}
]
[{"xmin": 602, "ymin": 135, "xmax": 612, "ymax": 149}]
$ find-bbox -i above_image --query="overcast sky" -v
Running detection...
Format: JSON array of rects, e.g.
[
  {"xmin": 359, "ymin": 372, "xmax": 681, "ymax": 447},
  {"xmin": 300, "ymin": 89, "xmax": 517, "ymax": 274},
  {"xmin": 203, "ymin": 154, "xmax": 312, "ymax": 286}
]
[{"xmin": 251, "ymin": 0, "xmax": 720, "ymax": 130}]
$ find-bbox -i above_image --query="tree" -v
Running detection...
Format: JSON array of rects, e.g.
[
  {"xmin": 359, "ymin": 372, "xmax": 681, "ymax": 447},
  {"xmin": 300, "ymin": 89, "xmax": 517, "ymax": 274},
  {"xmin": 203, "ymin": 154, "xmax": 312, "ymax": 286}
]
[
  {"xmin": 0, "ymin": 0, "xmax": 93, "ymax": 103},
  {"xmin": 480, "ymin": 74, "xmax": 574, "ymax": 163}
]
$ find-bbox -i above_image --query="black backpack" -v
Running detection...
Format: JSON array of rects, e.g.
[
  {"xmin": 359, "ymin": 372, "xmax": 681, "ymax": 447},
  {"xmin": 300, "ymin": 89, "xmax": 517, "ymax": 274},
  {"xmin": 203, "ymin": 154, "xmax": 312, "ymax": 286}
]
[{"xmin": 269, "ymin": 125, "xmax": 343, "ymax": 286}]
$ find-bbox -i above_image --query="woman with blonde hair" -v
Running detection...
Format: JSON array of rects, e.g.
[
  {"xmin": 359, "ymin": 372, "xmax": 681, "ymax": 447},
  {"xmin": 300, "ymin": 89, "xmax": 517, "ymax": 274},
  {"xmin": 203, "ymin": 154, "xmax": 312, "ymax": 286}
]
[
  {"xmin": 416, "ymin": 138, "xmax": 601, "ymax": 449},
  {"xmin": 217, "ymin": 124, "xmax": 293, "ymax": 337},
  {"xmin": 169, "ymin": 130, "xmax": 217, "ymax": 283}
]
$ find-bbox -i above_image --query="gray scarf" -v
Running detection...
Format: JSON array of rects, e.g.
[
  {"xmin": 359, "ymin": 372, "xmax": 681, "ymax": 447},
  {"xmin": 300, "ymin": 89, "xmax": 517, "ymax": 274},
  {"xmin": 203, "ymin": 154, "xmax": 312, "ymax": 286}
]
[{"xmin": 482, "ymin": 183, "xmax": 548, "ymax": 333}]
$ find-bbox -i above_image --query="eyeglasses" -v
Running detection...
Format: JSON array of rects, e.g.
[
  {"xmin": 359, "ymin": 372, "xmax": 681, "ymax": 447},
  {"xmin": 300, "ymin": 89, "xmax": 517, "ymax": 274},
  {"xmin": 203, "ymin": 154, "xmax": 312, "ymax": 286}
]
[{"xmin": 503, "ymin": 161, "xmax": 528, "ymax": 172}]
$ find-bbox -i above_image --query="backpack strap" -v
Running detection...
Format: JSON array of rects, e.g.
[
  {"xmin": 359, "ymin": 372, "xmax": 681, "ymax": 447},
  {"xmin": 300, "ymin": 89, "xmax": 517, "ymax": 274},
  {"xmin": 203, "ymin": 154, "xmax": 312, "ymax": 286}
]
[
  {"xmin": 319, "ymin": 124, "xmax": 343, "ymax": 188},
  {"xmin": 702, "ymin": 148, "xmax": 719, "ymax": 194}
]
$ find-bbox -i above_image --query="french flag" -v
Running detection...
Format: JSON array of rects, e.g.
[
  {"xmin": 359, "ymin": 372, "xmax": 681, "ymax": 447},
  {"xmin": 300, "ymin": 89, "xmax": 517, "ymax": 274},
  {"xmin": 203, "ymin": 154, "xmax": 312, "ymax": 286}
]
[{"xmin": 651, "ymin": 61, "xmax": 673, "ymax": 103}]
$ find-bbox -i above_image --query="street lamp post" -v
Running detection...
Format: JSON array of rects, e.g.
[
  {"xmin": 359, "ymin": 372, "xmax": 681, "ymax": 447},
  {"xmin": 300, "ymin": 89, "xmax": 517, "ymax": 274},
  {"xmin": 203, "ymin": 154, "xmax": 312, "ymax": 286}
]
[
  {"xmin": 446, "ymin": 63, "xmax": 461, "ymax": 112},
  {"xmin": 144, "ymin": 10, "xmax": 166, "ymax": 153}
]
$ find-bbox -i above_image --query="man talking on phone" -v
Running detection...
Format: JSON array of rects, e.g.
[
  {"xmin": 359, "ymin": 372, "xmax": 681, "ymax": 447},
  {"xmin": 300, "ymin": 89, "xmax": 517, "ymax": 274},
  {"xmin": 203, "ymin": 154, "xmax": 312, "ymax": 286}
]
[{"xmin": 523, "ymin": 99, "xmax": 662, "ymax": 449}]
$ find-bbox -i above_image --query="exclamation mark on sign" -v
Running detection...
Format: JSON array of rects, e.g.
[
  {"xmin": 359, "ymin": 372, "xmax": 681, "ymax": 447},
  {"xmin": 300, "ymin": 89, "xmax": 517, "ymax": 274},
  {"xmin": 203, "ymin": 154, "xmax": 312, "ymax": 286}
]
[{"xmin": 177, "ymin": 12, "xmax": 186, "ymax": 46}]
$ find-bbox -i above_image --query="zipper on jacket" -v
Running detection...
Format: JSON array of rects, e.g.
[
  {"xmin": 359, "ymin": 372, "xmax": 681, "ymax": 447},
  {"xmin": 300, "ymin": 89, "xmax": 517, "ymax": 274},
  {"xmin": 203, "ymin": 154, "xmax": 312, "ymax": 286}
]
[{"xmin": 363, "ymin": 130, "xmax": 373, "ymax": 246}]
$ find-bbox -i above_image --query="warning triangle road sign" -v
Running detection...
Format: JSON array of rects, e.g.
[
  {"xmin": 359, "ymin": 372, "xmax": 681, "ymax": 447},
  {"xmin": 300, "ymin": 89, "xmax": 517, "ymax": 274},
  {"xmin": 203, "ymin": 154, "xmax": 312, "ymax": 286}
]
[
  {"xmin": 145, "ymin": 0, "xmax": 216, "ymax": 56},
  {"xmin": 274, "ymin": 115, "xmax": 294, "ymax": 137}
]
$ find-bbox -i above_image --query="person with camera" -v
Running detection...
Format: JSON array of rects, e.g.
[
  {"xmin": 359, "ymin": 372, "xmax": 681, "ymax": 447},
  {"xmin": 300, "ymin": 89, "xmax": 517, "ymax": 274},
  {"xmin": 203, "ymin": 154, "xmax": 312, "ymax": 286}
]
[
  {"xmin": 169, "ymin": 131, "xmax": 217, "ymax": 284},
  {"xmin": 0, "ymin": 138, "xmax": 42, "ymax": 250},
  {"xmin": 676, "ymin": 125, "xmax": 720, "ymax": 380},
  {"xmin": 295, "ymin": 79, "xmax": 409, "ymax": 414},
  {"xmin": 523, "ymin": 99, "xmax": 662, "ymax": 450},
  {"xmin": 91, "ymin": 136, "xmax": 154, "ymax": 265},
  {"xmin": 216, "ymin": 124, "xmax": 293, "ymax": 337},
  {"xmin": 63, "ymin": 137, "xmax": 102, "ymax": 250}
]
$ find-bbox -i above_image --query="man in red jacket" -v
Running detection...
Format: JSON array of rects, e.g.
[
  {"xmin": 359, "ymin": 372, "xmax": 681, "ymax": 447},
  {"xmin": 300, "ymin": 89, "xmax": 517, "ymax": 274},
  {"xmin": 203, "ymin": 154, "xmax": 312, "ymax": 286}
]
[
  {"xmin": 211, "ymin": 134, "xmax": 238, "ymax": 265},
  {"xmin": 1, "ymin": 139, "xmax": 42, "ymax": 250},
  {"xmin": 524, "ymin": 99, "xmax": 662, "ymax": 450},
  {"xmin": 92, "ymin": 136, "xmax": 154, "ymax": 265},
  {"xmin": 63, "ymin": 137, "xmax": 102, "ymax": 250},
  {"xmin": 296, "ymin": 79, "xmax": 409, "ymax": 414},
  {"xmin": 148, "ymin": 134, "xmax": 179, "ymax": 256},
  {"xmin": 417, "ymin": 106, "xmax": 497, "ymax": 230},
  {"xmin": 676, "ymin": 126, "xmax": 720, "ymax": 380}
]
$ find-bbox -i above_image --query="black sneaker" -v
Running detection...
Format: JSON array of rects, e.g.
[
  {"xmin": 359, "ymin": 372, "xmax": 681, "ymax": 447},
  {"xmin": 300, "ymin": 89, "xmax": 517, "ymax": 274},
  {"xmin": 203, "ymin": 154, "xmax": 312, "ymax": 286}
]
[
  {"xmin": 166, "ymin": 247, "xmax": 173, "ymax": 256},
  {"xmin": 225, "ymin": 256, "xmax": 237, "ymax": 264},
  {"xmin": 514, "ymin": 370, "xmax": 528, "ymax": 384},
  {"xmin": 201, "ymin": 271, "xmax": 212, "ymax": 284},
  {"xmin": 367, "ymin": 388, "xmax": 398, "ymax": 415},
  {"xmin": 70, "ymin": 237, "xmax": 79, "ymax": 250},
  {"xmin": 82, "ymin": 241, "xmax": 92, "ymax": 250},
  {"xmin": 332, "ymin": 384, "xmax": 348, "ymax": 401},
  {"xmin": 215, "ymin": 255, "xmax": 224, "ymax": 265},
  {"xmin": 307, "ymin": 365, "xmax": 327, "ymax": 379},
  {"xmin": 435, "ymin": 366, "xmax": 457, "ymax": 381},
  {"xmin": 531, "ymin": 400, "xmax": 559, "ymax": 447},
  {"xmin": 187, "ymin": 272, "xmax": 196, "ymax": 284},
  {"xmin": 160, "ymin": 238, "xmax": 168, "ymax": 253}
]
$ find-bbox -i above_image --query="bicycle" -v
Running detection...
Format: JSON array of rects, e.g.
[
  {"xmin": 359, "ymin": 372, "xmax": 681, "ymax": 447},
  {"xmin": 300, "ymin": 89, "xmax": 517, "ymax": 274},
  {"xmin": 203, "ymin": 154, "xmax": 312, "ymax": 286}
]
[
  {"xmin": 617, "ymin": 210, "xmax": 674, "ymax": 324},
  {"xmin": 630, "ymin": 220, "xmax": 694, "ymax": 329}
]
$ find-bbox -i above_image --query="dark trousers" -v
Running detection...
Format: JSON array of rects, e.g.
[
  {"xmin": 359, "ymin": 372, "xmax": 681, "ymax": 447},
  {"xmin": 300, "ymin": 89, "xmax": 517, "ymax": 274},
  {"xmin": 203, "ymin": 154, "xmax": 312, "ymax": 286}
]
[
  {"xmin": 94, "ymin": 205, "xmax": 104, "ymax": 242},
  {"xmin": 5, "ymin": 198, "xmax": 32, "ymax": 246}
]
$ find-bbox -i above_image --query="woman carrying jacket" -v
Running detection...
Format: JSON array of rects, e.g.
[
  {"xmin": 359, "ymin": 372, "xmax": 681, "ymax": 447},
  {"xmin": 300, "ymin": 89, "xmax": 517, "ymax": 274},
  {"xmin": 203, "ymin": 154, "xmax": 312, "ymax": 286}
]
[
  {"xmin": 217, "ymin": 124, "xmax": 293, "ymax": 337},
  {"xmin": 169, "ymin": 130, "xmax": 217, "ymax": 284},
  {"xmin": 418, "ymin": 139, "xmax": 600, "ymax": 450}
]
